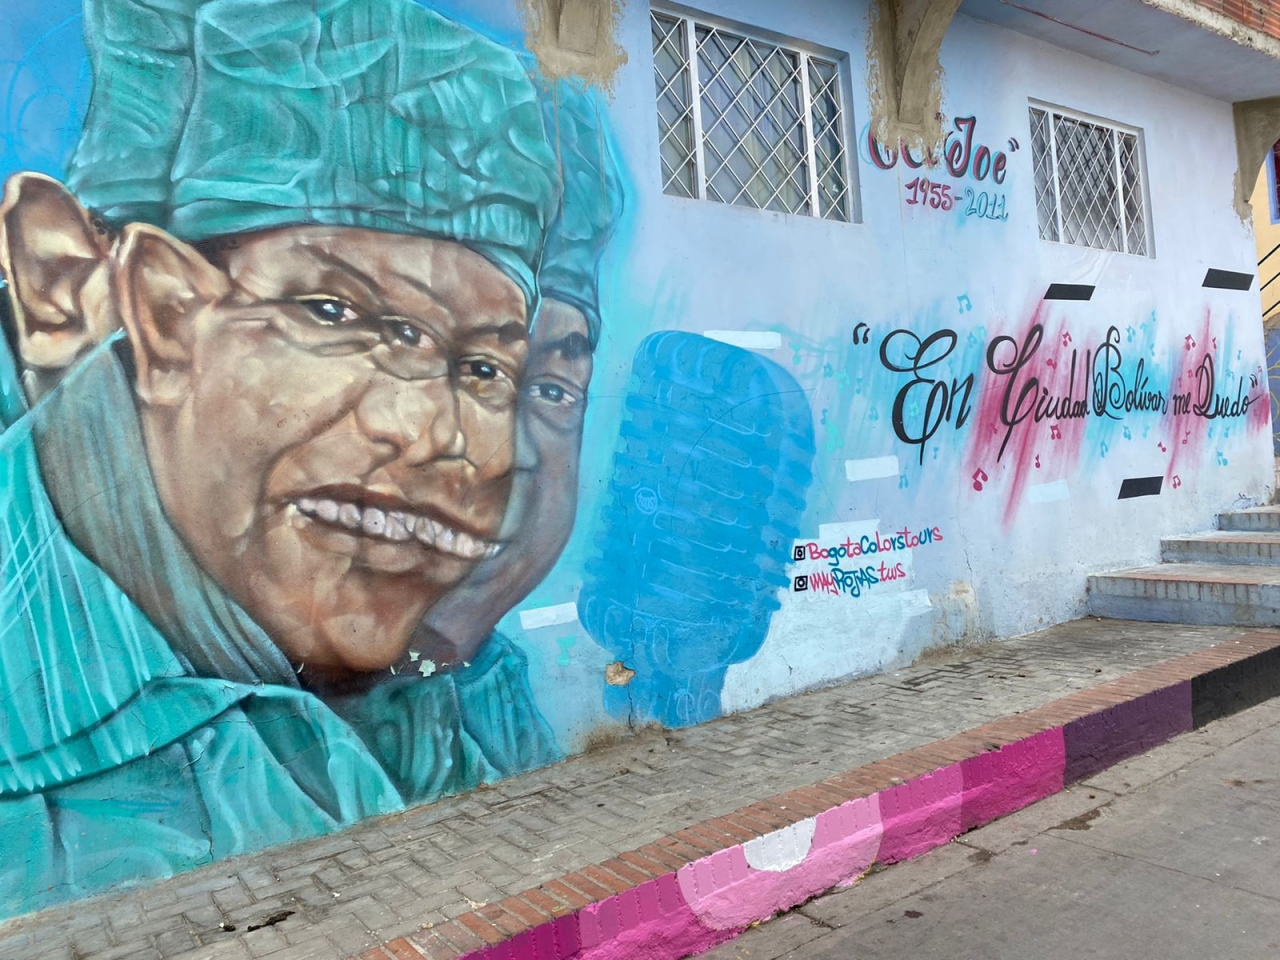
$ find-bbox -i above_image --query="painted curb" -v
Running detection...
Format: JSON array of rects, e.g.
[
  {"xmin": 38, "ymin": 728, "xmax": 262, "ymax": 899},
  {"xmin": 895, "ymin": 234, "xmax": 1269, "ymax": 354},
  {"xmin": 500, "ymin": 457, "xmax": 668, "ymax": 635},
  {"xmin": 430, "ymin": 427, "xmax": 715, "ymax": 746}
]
[{"xmin": 358, "ymin": 631, "xmax": 1280, "ymax": 960}]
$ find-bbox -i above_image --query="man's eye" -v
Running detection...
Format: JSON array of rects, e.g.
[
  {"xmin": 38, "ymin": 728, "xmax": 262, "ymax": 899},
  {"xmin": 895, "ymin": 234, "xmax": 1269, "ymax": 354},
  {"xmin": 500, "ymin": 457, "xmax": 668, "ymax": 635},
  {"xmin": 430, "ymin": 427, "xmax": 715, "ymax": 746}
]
[
  {"xmin": 387, "ymin": 321, "xmax": 421, "ymax": 346},
  {"xmin": 298, "ymin": 297, "xmax": 359, "ymax": 324},
  {"xmin": 462, "ymin": 360, "xmax": 503, "ymax": 381},
  {"xmin": 529, "ymin": 382, "xmax": 578, "ymax": 405}
]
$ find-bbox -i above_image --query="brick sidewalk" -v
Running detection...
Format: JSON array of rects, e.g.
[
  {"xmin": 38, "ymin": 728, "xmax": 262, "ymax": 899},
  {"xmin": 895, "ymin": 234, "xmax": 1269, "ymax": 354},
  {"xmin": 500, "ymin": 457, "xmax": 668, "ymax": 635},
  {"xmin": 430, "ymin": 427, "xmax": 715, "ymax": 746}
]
[{"xmin": 4, "ymin": 619, "xmax": 1277, "ymax": 960}]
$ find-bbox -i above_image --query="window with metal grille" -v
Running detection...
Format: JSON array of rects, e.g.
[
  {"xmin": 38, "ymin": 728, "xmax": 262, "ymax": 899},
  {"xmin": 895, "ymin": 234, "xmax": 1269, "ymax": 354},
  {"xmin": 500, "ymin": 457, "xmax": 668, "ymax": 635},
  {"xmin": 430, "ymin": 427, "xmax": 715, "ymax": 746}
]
[
  {"xmin": 1029, "ymin": 105, "xmax": 1149, "ymax": 256},
  {"xmin": 651, "ymin": 9, "xmax": 851, "ymax": 221}
]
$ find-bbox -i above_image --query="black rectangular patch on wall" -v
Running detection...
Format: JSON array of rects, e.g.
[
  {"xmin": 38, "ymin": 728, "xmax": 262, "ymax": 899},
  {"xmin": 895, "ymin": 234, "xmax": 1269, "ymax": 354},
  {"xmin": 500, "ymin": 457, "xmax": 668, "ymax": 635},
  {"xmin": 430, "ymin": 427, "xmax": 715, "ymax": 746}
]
[
  {"xmin": 1044, "ymin": 283, "xmax": 1095, "ymax": 301},
  {"xmin": 1202, "ymin": 269, "xmax": 1254, "ymax": 290},
  {"xmin": 1118, "ymin": 476, "xmax": 1163, "ymax": 499}
]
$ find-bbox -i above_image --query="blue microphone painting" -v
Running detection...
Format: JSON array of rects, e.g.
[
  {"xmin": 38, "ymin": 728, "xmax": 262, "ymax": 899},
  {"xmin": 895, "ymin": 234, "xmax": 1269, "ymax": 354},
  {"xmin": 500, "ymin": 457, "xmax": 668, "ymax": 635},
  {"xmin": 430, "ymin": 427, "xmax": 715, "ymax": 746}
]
[{"xmin": 579, "ymin": 332, "xmax": 817, "ymax": 727}]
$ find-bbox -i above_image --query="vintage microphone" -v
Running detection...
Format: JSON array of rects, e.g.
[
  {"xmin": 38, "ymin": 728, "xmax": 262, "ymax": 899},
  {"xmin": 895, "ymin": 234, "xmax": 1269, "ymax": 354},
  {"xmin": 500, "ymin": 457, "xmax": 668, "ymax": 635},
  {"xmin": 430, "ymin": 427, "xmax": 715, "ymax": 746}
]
[{"xmin": 578, "ymin": 331, "xmax": 816, "ymax": 727}]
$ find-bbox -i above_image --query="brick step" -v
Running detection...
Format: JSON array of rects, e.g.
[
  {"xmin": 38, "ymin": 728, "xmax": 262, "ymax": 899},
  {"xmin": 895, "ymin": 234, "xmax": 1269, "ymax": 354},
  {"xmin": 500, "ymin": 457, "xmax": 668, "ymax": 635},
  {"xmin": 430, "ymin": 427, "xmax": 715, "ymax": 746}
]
[
  {"xmin": 1161, "ymin": 531, "xmax": 1280, "ymax": 566},
  {"xmin": 1087, "ymin": 563, "xmax": 1280, "ymax": 626},
  {"xmin": 1218, "ymin": 506, "xmax": 1280, "ymax": 532}
]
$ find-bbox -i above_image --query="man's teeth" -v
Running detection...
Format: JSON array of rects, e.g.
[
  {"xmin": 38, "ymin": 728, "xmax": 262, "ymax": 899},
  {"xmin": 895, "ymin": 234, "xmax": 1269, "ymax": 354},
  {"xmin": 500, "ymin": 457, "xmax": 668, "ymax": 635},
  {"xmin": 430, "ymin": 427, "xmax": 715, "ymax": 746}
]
[{"xmin": 293, "ymin": 498, "xmax": 498, "ymax": 560}]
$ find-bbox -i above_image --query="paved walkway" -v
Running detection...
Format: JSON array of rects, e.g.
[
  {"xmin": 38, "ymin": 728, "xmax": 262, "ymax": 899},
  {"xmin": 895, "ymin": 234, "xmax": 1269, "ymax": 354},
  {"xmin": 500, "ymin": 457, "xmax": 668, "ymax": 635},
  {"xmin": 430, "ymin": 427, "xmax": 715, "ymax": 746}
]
[
  {"xmin": 1, "ymin": 618, "xmax": 1273, "ymax": 960},
  {"xmin": 696, "ymin": 696, "xmax": 1280, "ymax": 959}
]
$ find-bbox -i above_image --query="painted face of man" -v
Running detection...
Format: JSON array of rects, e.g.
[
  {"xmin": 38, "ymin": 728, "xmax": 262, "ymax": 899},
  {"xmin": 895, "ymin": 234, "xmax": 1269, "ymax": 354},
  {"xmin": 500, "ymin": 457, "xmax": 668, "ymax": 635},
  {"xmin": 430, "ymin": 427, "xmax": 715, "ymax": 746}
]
[
  {"xmin": 115, "ymin": 223, "xmax": 529, "ymax": 680},
  {"xmin": 412, "ymin": 297, "xmax": 593, "ymax": 664}
]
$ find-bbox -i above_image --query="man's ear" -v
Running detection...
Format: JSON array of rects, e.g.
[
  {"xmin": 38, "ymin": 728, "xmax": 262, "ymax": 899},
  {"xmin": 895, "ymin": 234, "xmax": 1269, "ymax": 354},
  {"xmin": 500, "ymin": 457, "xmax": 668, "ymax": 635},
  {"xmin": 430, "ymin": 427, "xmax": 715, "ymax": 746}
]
[
  {"xmin": 0, "ymin": 172, "xmax": 114, "ymax": 373},
  {"xmin": 113, "ymin": 221, "xmax": 231, "ymax": 406}
]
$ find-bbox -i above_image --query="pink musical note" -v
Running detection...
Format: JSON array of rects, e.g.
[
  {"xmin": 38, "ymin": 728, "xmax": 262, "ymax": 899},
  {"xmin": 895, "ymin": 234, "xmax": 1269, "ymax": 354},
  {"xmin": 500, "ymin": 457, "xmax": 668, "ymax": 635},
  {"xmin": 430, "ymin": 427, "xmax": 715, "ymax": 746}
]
[
  {"xmin": 1034, "ymin": 454, "xmax": 1041, "ymax": 469},
  {"xmin": 1184, "ymin": 334, "xmax": 1196, "ymax": 351},
  {"xmin": 1045, "ymin": 357, "xmax": 1057, "ymax": 369},
  {"xmin": 1158, "ymin": 442, "xmax": 1167, "ymax": 453},
  {"xmin": 1171, "ymin": 475, "xmax": 1182, "ymax": 489},
  {"xmin": 972, "ymin": 468, "xmax": 989, "ymax": 492},
  {"xmin": 1181, "ymin": 429, "xmax": 1190, "ymax": 446},
  {"xmin": 1212, "ymin": 337, "xmax": 1218, "ymax": 350},
  {"xmin": 1061, "ymin": 331, "xmax": 1072, "ymax": 347},
  {"xmin": 1049, "ymin": 423, "xmax": 1062, "ymax": 440}
]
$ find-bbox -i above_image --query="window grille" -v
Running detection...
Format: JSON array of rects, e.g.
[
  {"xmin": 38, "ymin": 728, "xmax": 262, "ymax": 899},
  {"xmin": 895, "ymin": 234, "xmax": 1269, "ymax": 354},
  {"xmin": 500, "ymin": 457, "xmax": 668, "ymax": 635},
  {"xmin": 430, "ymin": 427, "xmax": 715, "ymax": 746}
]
[
  {"xmin": 1030, "ymin": 105, "xmax": 1149, "ymax": 256},
  {"xmin": 651, "ymin": 10, "xmax": 851, "ymax": 221}
]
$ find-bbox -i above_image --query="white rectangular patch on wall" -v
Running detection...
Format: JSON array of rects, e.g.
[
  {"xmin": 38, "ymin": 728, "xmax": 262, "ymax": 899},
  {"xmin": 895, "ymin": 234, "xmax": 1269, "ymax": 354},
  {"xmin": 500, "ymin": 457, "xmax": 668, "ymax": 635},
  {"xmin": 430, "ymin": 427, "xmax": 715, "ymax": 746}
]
[
  {"xmin": 899, "ymin": 588, "xmax": 933, "ymax": 617},
  {"xmin": 704, "ymin": 330, "xmax": 783, "ymax": 350},
  {"xmin": 518, "ymin": 603, "xmax": 580, "ymax": 631},
  {"xmin": 844, "ymin": 456, "xmax": 900, "ymax": 482},
  {"xmin": 1027, "ymin": 479, "xmax": 1071, "ymax": 503}
]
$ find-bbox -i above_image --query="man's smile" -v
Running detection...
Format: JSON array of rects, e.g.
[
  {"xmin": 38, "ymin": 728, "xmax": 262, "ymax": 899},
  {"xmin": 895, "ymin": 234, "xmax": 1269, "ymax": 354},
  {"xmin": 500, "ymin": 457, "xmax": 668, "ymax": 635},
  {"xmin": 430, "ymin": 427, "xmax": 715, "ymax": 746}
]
[{"xmin": 286, "ymin": 486, "xmax": 504, "ymax": 562}]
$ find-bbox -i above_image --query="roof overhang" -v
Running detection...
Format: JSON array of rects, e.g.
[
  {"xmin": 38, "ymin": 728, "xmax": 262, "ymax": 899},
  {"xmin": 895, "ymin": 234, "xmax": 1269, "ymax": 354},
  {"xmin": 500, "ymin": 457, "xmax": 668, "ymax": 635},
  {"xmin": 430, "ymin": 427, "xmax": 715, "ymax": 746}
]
[{"xmin": 959, "ymin": 0, "xmax": 1280, "ymax": 103}]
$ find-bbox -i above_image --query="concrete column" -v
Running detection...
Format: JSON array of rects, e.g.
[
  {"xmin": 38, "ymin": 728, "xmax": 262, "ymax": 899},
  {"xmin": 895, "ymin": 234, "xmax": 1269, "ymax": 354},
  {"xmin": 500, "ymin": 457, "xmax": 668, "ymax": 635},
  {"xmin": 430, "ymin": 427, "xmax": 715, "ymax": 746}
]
[
  {"xmin": 1235, "ymin": 98, "xmax": 1280, "ymax": 216},
  {"xmin": 869, "ymin": 0, "xmax": 964, "ymax": 147}
]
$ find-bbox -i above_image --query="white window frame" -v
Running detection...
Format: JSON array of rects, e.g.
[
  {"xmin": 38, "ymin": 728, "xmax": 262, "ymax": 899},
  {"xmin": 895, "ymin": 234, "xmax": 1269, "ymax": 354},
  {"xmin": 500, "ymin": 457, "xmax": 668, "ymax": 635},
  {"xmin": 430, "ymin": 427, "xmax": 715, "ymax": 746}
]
[
  {"xmin": 1029, "ymin": 101, "xmax": 1153, "ymax": 258},
  {"xmin": 650, "ymin": 5, "xmax": 856, "ymax": 222}
]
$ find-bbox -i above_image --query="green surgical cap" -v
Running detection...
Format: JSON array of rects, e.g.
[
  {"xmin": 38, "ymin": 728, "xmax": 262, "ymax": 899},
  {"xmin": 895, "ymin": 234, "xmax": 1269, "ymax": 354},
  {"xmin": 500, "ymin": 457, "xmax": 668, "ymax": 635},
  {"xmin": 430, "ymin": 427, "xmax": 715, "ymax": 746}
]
[
  {"xmin": 67, "ymin": 0, "xmax": 562, "ymax": 309},
  {"xmin": 538, "ymin": 83, "xmax": 624, "ymax": 347}
]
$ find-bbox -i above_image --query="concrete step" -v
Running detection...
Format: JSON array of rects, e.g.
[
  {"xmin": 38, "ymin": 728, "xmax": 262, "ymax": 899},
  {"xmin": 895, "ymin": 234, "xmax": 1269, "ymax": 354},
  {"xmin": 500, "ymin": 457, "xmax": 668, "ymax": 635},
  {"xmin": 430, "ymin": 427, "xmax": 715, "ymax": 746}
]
[
  {"xmin": 1161, "ymin": 531, "xmax": 1280, "ymax": 566},
  {"xmin": 1087, "ymin": 563, "xmax": 1280, "ymax": 627},
  {"xmin": 1219, "ymin": 506, "xmax": 1280, "ymax": 532}
]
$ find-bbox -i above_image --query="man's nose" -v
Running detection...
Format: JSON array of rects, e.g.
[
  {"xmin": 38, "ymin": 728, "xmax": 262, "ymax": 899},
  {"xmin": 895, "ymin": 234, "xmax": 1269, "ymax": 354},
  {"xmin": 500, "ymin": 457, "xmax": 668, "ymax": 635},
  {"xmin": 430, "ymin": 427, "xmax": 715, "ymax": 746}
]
[
  {"xmin": 513, "ymin": 413, "xmax": 539, "ymax": 471},
  {"xmin": 354, "ymin": 376, "xmax": 465, "ymax": 464}
]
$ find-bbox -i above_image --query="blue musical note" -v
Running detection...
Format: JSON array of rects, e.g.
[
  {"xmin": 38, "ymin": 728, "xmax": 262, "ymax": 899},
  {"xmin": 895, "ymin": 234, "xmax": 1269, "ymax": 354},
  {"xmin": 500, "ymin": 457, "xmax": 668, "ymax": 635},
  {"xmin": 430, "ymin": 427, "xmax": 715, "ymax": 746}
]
[
  {"xmin": 1099, "ymin": 441, "xmax": 1109, "ymax": 458},
  {"xmin": 957, "ymin": 294, "xmax": 972, "ymax": 313},
  {"xmin": 869, "ymin": 406, "xmax": 880, "ymax": 422},
  {"xmin": 899, "ymin": 474, "xmax": 910, "ymax": 489},
  {"xmin": 1123, "ymin": 426, "xmax": 1132, "ymax": 440}
]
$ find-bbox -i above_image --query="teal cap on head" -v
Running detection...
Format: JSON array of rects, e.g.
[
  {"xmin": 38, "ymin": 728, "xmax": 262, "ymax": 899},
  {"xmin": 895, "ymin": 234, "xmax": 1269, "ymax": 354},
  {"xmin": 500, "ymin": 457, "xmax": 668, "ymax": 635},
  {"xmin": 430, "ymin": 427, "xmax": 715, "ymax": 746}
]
[
  {"xmin": 66, "ymin": 0, "xmax": 562, "ymax": 310},
  {"xmin": 537, "ymin": 83, "xmax": 624, "ymax": 347}
]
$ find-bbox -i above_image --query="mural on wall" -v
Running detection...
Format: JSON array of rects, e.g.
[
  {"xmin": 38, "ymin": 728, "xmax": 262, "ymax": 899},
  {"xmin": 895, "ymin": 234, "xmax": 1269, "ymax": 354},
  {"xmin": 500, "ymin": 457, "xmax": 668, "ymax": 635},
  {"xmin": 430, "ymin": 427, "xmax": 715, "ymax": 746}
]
[
  {"xmin": 0, "ymin": 0, "xmax": 1272, "ymax": 922},
  {"xmin": 818, "ymin": 302, "xmax": 1268, "ymax": 535},
  {"xmin": 861, "ymin": 115, "xmax": 1014, "ymax": 223},
  {"xmin": 578, "ymin": 332, "xmax": 815, "ymax": 727},
  {"xmin": 0, "ymin": 0, "xmax": 651, "ymax": 916},
  {"xmin": 0, "ymin": 0, "xmax": 820, "ymax": 916}
]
